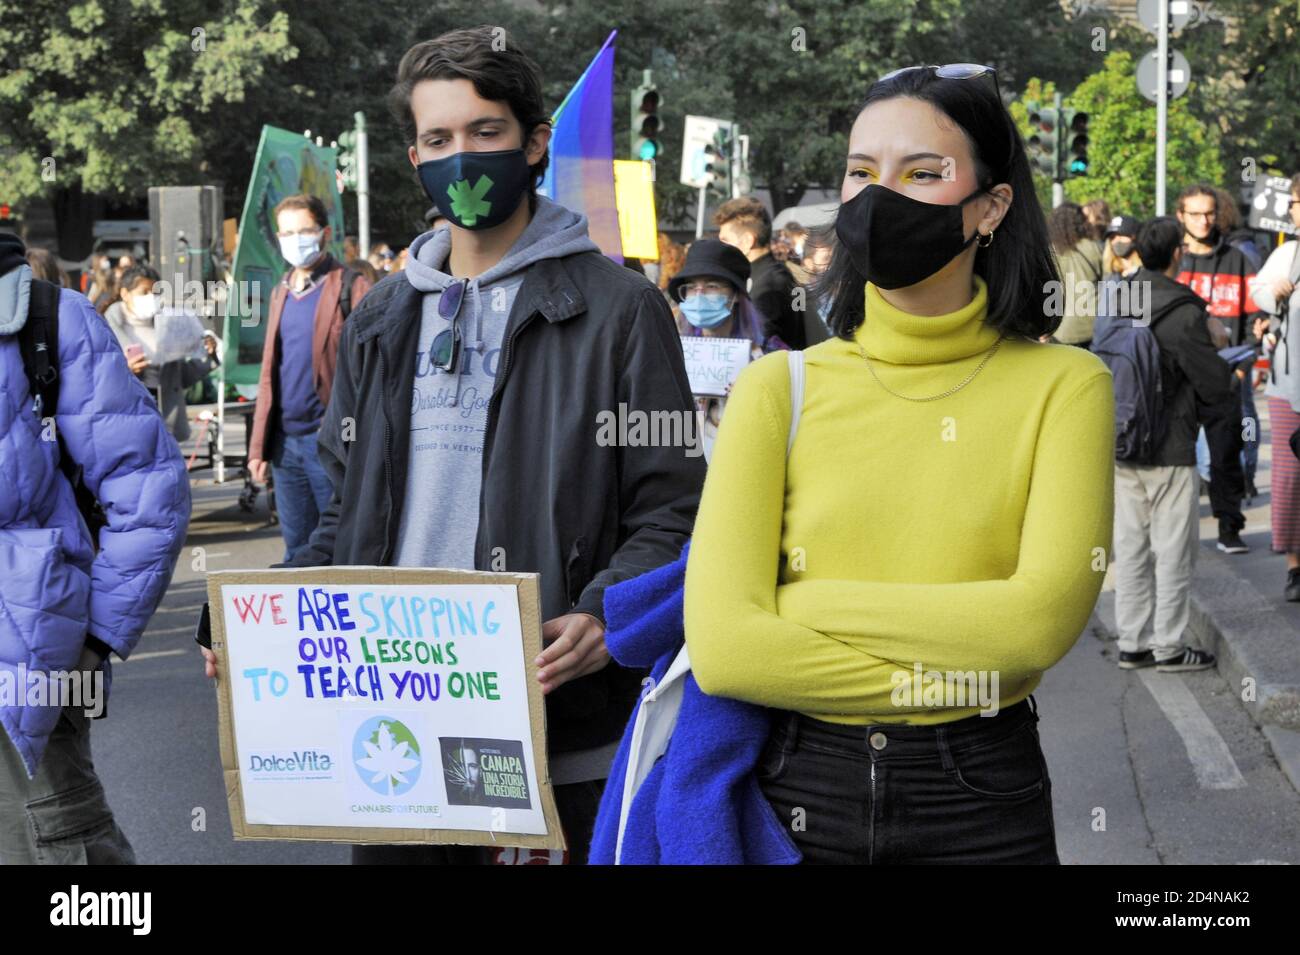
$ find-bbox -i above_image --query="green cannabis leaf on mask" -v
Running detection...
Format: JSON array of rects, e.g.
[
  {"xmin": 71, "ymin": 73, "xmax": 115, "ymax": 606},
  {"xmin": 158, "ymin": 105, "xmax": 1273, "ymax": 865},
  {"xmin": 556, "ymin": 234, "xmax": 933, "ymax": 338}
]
[{"xmin": 446, "ymin": 175, "xmax": 494, "ymax": 227}]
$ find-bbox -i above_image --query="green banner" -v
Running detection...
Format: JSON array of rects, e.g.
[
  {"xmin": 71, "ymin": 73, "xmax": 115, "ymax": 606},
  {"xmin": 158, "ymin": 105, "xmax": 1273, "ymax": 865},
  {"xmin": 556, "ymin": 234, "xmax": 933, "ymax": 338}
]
[{"xmin": 224, "ymin": 126, "xmax": 346, "ymax": 387}]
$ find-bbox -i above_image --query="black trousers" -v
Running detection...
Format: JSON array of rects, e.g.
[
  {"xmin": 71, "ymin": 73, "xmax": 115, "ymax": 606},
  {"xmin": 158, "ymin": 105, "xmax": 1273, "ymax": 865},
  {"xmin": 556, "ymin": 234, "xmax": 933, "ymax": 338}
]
[
  {"xmin": 758, "ymin": 698, "xmax": 1059, "ymax": 865},
  {"xmin": 1201, "ymin": 389, "xmax": 1246, "ymax": 534},
  {"xmin": 350, "ymin": 778, "xmax": 605, "ymax": 865}
]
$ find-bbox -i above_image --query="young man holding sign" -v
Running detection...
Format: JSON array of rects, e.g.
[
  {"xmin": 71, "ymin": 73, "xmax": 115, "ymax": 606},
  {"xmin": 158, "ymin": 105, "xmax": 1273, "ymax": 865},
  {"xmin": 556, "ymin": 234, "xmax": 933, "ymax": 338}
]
[{"xmin": 203, "ymin": 26, "xmax": 702, "ymax": 864}]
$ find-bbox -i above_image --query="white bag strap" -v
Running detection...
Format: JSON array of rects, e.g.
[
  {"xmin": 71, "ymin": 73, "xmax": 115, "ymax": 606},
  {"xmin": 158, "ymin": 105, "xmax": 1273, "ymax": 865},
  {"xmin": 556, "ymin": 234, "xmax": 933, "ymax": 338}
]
[
  {"xmin": 615, "ymin": 348, "xmax": 805, "ymax": 863},
  {"xmin": 786, "ymin": 349, "xmax": 805, "ymax": 456}
]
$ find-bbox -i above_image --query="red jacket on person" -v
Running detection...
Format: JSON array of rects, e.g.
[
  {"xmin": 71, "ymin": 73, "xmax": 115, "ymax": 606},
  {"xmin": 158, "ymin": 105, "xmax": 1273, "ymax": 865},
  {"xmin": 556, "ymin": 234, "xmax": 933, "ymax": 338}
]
[{"xmin": 248, "ymin": 255, "xmax": 372, "ymax": 462}]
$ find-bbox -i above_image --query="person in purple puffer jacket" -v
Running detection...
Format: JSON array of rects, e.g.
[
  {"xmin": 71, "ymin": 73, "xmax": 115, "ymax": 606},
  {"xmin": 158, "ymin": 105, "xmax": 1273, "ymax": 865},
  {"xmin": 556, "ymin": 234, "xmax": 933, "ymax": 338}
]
[{"xmin": 0, "ymin": 232, "xmax": 190, "ymax": 863}]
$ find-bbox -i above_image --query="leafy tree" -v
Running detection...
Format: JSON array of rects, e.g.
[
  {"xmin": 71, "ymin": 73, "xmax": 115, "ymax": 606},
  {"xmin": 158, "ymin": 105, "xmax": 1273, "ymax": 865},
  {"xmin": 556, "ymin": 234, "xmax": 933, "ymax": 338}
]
[
  {"xmin": 1062, "ymin": 51, "xmax": 1223, "ymax": 217},
  {"xmin": 0, "ymin": 0, "xmax": 296, "ymax": 257},
  {"xmin": 1010, "ymin": 53, "xmax": 1224, "ymax": 218}
]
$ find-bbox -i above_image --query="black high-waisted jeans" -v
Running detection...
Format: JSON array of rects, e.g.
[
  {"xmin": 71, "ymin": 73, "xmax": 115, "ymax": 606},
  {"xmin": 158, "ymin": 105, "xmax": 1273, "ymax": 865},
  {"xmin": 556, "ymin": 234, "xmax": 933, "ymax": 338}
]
[{"xmin": 758, "ymin": 697, "xmax": 1059, "ymax": 864}]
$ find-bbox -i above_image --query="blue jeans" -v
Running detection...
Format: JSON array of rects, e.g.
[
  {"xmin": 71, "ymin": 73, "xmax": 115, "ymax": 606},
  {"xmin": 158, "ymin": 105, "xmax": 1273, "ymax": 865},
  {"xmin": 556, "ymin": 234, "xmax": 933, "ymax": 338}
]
[
  {"xmin": 758, "ymin": 699, "xmax": 1058, "ymax": 864},
  {"xmin": 1241, "ymin": 376, "xmax": 1259, "ymax": 484},
  {"xmin": 271, "ymin": 428, "xmax": 334, "ymax": 562}
]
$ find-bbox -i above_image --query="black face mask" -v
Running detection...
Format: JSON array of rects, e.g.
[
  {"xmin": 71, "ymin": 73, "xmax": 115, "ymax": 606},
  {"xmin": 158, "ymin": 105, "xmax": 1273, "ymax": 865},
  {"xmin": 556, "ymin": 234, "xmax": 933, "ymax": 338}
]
[
  {"xmin": 415, "ymin": 148, "xmax": 532, "ymax": 230},
  {"xmin": 834, "ymin": 184, "xmax": 985, "ymax": 290}
]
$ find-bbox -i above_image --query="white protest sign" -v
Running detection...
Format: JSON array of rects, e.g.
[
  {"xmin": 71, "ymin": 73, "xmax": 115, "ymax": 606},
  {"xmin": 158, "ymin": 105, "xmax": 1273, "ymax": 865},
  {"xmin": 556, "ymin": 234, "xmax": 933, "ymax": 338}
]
[
  {"xmin": 207, "ymin": 567, "xmax": 564, "ymax": 849},
  {"xmin": 680, "ymin": 336, "xmax": 752, "ymax": 397}
]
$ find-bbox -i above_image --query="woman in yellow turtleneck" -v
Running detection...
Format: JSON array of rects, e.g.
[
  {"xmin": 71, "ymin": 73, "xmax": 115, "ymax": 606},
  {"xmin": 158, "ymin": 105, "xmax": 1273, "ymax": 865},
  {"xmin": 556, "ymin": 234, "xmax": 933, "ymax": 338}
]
[{"xmin": 684, "ymin": 66, "xmax": 1114, "ymax": 865}]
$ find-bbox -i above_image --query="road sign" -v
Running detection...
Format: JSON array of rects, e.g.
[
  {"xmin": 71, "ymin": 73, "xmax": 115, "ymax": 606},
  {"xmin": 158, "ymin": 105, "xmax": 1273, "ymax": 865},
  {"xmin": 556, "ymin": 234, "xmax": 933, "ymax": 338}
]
[
  {"xmin": 681, "ymin": 115, "xmax": 732, "ymax": 189},
  {"xmin": 1137, "ymin": 48, "xmax": 1191, "ymax": 102},
  {"xmin": 1137, "ymin": 0, "xmax": 1193, "ymax": 31}
]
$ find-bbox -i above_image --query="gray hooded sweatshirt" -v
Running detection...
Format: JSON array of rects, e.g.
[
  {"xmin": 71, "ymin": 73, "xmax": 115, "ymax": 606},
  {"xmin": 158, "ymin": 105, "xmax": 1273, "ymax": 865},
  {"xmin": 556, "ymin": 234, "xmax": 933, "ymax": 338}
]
[{"xmin": 395, "ymin": 195, "xmax": 600, "ymax": 569}]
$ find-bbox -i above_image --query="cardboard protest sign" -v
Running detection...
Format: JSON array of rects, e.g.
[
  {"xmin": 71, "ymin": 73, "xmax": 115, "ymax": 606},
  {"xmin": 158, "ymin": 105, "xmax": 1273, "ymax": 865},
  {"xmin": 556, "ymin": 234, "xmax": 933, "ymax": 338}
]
[
  {"xmin": 206, "ymin": 567, "xmax": 564, "ymax": 850},
  {"xmin": 680, "ymin": 336, "xmax": 753, "ymax": 397}
]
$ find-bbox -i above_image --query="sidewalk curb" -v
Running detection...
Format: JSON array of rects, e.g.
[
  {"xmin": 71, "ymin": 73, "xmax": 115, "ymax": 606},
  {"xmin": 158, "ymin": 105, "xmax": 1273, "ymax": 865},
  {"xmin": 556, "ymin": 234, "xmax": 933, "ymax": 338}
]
[
  {"xmin": 1185, "ymin": 545, "xmax": 1300, "ymax": 794},
  {"xmin": 1186, "ymin": 548, "xmax": 1300, "ymax": 731}
]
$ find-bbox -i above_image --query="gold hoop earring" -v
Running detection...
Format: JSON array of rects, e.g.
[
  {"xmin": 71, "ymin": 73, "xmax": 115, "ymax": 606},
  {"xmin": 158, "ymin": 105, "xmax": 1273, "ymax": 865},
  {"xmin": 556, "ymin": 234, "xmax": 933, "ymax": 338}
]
[{"xmin": 976, "ymin": 230, "xmax": 995, "ymax": 249}]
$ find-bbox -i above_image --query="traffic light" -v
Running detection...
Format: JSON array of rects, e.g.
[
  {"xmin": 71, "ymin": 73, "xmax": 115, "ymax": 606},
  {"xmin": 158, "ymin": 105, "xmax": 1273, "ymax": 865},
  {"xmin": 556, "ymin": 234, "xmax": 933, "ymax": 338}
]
[
  {"xmin": 704, "ymin": 126, "xmax": 733, "ymax": 197},
  {"xmin": 0, "ymin": 202, "xmax": 12, "ymax": 223},
  {"xmin": 1063, "ymin": 109, "xmax": 1089, "ymax": 178},
  {"xmin": 630, "ymin": 69, "xmax": 661, "ymax": 162},
  {"xmin": 1024, "ymin": 100, "xmax": 1061, "ymax": 179},
  {"xmin": 337, "ymin": 129, "xmax": 359, "ymax": 189}
]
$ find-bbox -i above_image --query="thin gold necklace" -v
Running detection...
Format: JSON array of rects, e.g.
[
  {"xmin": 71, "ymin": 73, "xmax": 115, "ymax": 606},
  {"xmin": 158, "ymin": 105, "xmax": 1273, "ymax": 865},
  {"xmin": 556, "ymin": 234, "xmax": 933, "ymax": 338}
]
[{"xmin": 855, "ymin": 334, "xmax": 1005, "ymax": 402}]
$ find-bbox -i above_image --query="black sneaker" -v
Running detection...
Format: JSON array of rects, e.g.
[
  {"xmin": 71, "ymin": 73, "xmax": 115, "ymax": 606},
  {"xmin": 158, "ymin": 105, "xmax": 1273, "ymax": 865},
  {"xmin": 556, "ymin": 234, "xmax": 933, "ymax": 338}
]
[
  {"xmin": 1118, "ymin": 650, "xmax": 1157, "ymax": 669},
  {"xmin": 1156, "ymin": 648, "xmax": 1217, "ymax": 672},
  {"xmin": 1217, "ymin": 531, "xmax": 1249, "ymax": 554},
  {"xmin": 1245, "ymin": 477, "xmax": 1258, "ymax": 503},
  {"xmin": 1286, "ymin": 568, "xmax": 1300, "ymax": 603}
]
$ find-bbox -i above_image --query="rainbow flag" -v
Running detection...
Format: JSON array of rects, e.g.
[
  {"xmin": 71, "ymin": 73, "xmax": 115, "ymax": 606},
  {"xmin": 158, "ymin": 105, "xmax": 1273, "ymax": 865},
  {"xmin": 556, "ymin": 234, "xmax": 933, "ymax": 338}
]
[{"xmin": 539, "ymin": 30, "xmax": 623, "ymax": 263}]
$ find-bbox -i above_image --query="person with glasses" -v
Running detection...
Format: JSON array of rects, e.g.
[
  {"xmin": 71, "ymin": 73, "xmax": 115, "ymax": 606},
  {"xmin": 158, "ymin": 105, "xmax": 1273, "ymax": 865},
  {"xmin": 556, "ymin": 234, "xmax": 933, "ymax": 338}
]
[
  {"xmin": 1247, "ymin": 173, "xmax": 1300, "ymax": 601},
  {"xmin": 670, "ymin": 238, "xmax": 788, "ymax": 462},
  {"xmin": 202, "ymin": 27, "xmax": 703, "ymax": 866},
  {"xmin": 684, "ymin": 62, "xmax": 1114, "ymax": 864},
  {"xmin": 1175, "ymin": 184, "xmax": 1263, "ymax": 554},
  {"xmin": 247, "ymin": 193, "xmax": 373, "ymax": 562}
]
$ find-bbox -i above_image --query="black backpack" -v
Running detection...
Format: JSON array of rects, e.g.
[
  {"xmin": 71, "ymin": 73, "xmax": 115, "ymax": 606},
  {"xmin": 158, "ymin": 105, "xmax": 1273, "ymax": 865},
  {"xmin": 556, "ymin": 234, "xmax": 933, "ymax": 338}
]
[
  {"xmin": 16, "ymin": 278, "xmax": 109, "ymax": 544},
  {"xmin": 337, "ymin": 264, "xmax": 362, "ymax": 318}
]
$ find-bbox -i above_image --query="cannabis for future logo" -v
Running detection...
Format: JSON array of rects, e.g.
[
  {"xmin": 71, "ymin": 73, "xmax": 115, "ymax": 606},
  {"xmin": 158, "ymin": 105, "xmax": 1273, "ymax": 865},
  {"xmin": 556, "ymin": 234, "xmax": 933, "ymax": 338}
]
[
  {"xmin": 353, "ymin": 716, "xmax": 422, "ymax": 797},
  {"xmin": 447, "ymin": 175, "xmax": 493, "ymax": 226}
]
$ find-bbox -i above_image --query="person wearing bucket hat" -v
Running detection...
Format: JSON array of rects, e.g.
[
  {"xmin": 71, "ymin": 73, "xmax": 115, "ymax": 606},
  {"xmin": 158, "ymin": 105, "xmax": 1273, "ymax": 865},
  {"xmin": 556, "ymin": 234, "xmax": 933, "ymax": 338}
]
[{"xmin": 669, "ymin": 239, "xmax": 788, "ymax": 462}]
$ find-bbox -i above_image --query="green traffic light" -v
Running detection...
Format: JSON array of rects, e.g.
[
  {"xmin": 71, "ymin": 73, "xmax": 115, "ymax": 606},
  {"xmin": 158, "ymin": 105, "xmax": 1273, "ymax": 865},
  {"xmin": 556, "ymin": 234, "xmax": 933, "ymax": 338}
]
[{"xmin": 638, "ymin": 139, "xmax": 659, "ymax": 161}]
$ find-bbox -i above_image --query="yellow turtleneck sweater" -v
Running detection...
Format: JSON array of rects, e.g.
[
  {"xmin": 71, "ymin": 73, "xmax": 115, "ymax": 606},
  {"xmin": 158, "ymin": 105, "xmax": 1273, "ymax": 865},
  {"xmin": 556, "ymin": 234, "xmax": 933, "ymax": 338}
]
[{"xmin": 684, "ymin": 277, "xmax": 1115, "ymax": 724}]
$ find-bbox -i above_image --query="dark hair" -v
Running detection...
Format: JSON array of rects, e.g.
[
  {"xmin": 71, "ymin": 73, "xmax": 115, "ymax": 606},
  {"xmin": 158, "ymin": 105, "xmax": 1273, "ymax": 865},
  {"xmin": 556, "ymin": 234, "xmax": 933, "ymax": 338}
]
[
  {"xmin": 818, "ymin": 68, "xmax": 1060, "ymax": 341},
  {"xmin": 1212, "ymin": 186, "xmax": 1242, "ymax": 231},
  {"xmin": 1134, "ymin": 216, "xmax": 1183, "ymax": 272},
  {"xmin": 1176, "ymin": 183, "xmax": 1217, "ymax": 213},
  {"xmin": 273, "ymin": 194, "xmax": 330, "ymax": 230},
  {"xmin": 25, "ymin": 247, "xmax": 68, "ymax": 286},
  {"xmin": 389, "ymin": 26, "xmax": 551, "ymax": 190},
  {"xmin": 714, "ymin": 196, "xmax": 772, "ymax": 248},
  {"xmin": 1047, "ymin": 202, "xmax": 1092, "ymax": 253},
  {"xmin": 119, "ymin": 263, "xmax": 161, "ymax": 294},
  {"xmin": 1082, "ymin": 198, "xmax": 1110, "ymax": 240}
]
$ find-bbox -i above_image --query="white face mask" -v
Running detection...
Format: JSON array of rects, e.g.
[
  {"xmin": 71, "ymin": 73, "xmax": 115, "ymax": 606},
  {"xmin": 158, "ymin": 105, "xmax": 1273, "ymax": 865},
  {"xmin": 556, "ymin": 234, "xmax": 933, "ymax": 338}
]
[
  {"xmin": 279, "ymin": 233, "xmax": 322, "ymax": 268},
  {"xmin": 127, "ymin": 292, "xmax": 158, "ymax": 322}
]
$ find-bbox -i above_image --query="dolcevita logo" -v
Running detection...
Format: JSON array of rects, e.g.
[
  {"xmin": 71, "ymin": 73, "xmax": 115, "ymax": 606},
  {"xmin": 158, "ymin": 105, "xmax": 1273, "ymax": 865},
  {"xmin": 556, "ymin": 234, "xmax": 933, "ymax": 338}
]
[
  {"xmin": 247, "ymin": 750, "xmax": 333, "ymax": 773},
  {"xmin": 353, "ymin": 716, "xmax": 422, "ymax": 796}
]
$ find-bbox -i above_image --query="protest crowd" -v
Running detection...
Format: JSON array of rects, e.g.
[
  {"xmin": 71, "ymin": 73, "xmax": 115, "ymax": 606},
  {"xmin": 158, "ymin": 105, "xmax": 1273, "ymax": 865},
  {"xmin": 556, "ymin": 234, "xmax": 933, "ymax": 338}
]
[{"xmin": 3, "ymin": 17, "xmax": 1300, "ymax": 870}]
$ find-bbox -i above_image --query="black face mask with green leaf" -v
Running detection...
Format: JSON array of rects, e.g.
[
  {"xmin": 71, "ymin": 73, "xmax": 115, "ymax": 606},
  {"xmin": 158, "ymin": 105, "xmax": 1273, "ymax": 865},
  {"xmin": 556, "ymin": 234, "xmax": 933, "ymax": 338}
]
[{"xmin": 416, "ymin": 149, "xmax": 531, "ymax": 230}]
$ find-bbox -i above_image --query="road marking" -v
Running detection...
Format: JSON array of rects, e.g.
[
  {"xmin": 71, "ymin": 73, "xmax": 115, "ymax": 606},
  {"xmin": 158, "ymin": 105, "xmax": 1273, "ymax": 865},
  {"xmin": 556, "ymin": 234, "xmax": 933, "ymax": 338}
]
[
  {"xmin": 121, "ymin": 649, "xmax": 188, "ymax": 663},
  {"xmin": 1139, "ymin": 670, "xmax": 1246, "ymax": 790}
]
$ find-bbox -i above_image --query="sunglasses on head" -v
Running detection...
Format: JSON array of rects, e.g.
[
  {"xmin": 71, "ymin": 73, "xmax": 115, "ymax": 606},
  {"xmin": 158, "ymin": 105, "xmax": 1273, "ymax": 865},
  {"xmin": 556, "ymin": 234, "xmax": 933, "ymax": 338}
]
[
  {"xmin": 430, "ymin": 278, "xmax": 467, "ymax": 373},
  {"xmin": 878, "ymin": 63, "xmax": 1001, "ymax": 99}
]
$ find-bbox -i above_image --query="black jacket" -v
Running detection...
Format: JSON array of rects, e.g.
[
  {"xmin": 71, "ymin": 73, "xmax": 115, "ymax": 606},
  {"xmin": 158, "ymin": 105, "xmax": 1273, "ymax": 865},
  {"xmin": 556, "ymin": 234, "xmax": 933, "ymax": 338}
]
[
  {"xmin": 1138, "ymin": 268, "xmax": 1234, "ymax": 466},
  {"xmin": 288, "ymin": 252, "xmax": 706, "ymax": 752},
  {"xmin": 1175, "ymin": 235, "xmax": 1262, "ymax": 345},
  {"xmin": 749, "ymin": 251, "xmax": 805, "ymax": 349}
]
